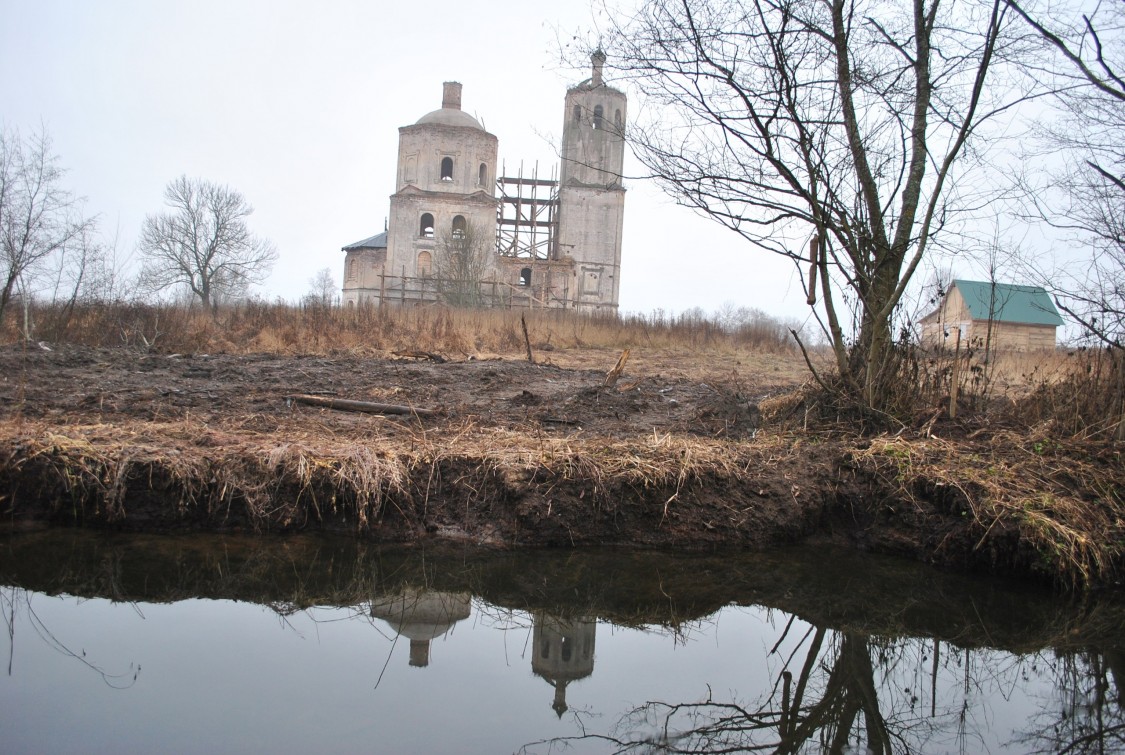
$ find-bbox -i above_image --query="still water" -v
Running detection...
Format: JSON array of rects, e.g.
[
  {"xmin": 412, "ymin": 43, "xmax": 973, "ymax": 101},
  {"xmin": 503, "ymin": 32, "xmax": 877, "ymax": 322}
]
[{"xmin": 1, "ymin": 531, "xmax": 1122, "ymax": 754}]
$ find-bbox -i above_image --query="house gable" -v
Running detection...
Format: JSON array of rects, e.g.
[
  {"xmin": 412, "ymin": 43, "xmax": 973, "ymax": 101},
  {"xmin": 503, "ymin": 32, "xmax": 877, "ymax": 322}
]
[{"xmin": 921, "ymin": 279, "xmax": 1063, "ymax": 351}]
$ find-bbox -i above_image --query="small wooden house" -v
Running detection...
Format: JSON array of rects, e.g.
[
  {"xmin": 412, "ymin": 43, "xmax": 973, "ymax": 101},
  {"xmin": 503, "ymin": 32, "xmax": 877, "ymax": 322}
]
[{"xmin": 920, "ymin": 279, "xmax": 1064, "ymax": 351}]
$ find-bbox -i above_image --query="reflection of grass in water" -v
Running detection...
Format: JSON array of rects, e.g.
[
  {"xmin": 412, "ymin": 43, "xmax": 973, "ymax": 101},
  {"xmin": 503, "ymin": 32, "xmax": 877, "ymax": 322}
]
[
  {"xmin": 1, "ymin": 586, "xmax": 141, "ymax": 689},
  {"xmin": 1, "ymin": 531, "xmax": 1123, "ymax": 655}
]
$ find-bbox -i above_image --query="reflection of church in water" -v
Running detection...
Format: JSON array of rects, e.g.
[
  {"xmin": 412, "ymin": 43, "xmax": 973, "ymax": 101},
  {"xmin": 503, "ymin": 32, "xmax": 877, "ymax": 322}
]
[
  {"xmin": 369, "ymin": 588, "xmax": 597, "ymax": 714},
  {"xmin": 370, "ymin": 587, "xmax": 472, "ymax": 668},
  {"xmin": 532, "ymin": 612, "xmax": 596, "ymax": 717}
]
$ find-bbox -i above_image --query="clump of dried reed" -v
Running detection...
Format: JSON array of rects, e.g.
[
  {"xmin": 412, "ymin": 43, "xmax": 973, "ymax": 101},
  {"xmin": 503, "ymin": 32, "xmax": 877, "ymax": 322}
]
[
  {"xmin": 851, "ymin": 432, "xmax": 1124, "ymax": 590},
  {"xmin": 3, "ymin": 422, "xmax": 416, "ymax": 532},
  {"xmin": 2, "ymin": 299, "xmax": 799, "ymax": 358},
  {"xmin": 2, "ymin": 413, "xmax": 809, "ymax": 540},
  {"xmin": 1012, "ymin": 348, "xmax": 1125, "ymax": 440}
]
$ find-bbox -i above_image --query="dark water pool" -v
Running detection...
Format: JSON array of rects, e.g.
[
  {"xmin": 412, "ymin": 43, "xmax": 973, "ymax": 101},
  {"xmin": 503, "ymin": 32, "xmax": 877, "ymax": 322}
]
[{"xmin": 1, "ymin": 531, "xmax": 1122, "ymax": 753}]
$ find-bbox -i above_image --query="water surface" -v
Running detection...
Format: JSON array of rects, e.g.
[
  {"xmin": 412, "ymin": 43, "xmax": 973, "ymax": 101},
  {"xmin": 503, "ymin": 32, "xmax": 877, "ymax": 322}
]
[{"xmin": 1, "ymin": 531, "xmax": 1122, "ymax": 753}]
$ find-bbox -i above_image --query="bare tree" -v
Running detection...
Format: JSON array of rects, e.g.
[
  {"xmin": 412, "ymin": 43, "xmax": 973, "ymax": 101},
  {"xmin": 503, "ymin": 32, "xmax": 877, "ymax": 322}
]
[
  {"xmin": 1008, "ymin": 0, "xmax": 1125, "ymax": 350},
  {"xmin": 433, "ymin": 220, "xmax": 494, "ymax": 308},
  {"xmin": 0, "ymin": 126, "xmax": 95, "ymax": 326},
  {"xmin": 588, "ymin": 0, "xmax": 1025, "ymax": 418},
  {"xmin": 303, "ymin": 267, "xmax": 336, "ymax": 307},
  {"xmin": 137, "ymin": 175, "xmax": 277, "ymax": 310}
]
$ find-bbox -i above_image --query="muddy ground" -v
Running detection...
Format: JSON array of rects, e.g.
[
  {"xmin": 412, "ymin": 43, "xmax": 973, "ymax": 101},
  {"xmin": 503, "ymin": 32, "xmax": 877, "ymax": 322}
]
[
  {"xmin": 0, "ymin": 342, "xmax": 789, "ymax": 440},
  {"xmin": 0, "ymin": 342, "xmax": 1121, "ymax": 591}
]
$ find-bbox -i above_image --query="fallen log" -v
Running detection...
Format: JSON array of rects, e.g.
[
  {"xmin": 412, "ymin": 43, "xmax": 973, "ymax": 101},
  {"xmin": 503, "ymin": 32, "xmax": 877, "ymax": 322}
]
[
  {"xmin": 286, "ymin": 394, "xmax": 440, "ymax": 417},
  {"xmin": 391, "ymin": 350, "xmax": 447, "ymax": 363}
]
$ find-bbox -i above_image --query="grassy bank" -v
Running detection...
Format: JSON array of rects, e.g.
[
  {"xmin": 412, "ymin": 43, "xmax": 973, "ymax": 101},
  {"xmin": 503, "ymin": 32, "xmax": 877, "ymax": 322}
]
[{"xmin": 0, "ymin": 302, "xmax": 1121, "ymax": 592}]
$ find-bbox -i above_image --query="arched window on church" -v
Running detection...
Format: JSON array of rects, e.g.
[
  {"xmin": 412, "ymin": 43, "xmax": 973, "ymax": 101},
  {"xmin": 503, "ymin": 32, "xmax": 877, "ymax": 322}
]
[
  {"xmin": 519, "ymin": 268, "xmax": 532, "ymax": 287},
  {"xmin": 593, "ymin": 105, "xmax": 604, "ymax": 130},
  {"xmin": 416, "ymin": 250, "xmax": 432, "ymax": 277},
  {"xmin": 451, "ymin": 215, "xmax": 466, "ymax": 239},
  {"xmin": 478, "ymin": 162, "xmax": 487, "ymax": 186},
  {"xmin": 420, "ymin": 213, "xmax": 434, "ymax": 238},
  {"xmin": 440, "ymin": 157, "xmax": 454, "ymax": 181},
  {"xmin": 348, "ymin": 258, "xmax": 358, "ymax": 281},
  {"xmin": 615, "ymin": 109, "xmax": 623, "ymax": 129},
  {"xmin": 572, "ymin": 105, "xmax": 581, "ymax": 124}
]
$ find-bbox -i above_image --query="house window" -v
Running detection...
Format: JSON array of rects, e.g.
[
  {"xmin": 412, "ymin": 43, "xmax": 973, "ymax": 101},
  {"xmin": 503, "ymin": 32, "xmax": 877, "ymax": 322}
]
[
  {"xmin": 478, "ymin": 162, "xmax": 487, "ymax": 186},
  {"xmin": 593, "ymin": 105, "xmax": 604, "ymax": 129},
  {"xmin": 440, "ymin": 157, "xmax": 454, "ymax": 181},
  {"xmin": 416, "ymin": 250, "xmax": 432, "ymax": 277},
  {"xmin": 420, "ymin": 213, "xmax": 434, "ymax": 238},
  {"xmin": 519, "ymin": 267, "xmax": 532, "ymax": 287},
  {"xmin": 452, "ymin": 215, "xmax": 466, "ymax": 238}
]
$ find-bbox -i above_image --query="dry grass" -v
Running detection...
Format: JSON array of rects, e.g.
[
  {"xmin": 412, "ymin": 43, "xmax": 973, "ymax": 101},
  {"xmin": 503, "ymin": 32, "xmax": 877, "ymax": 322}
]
[
  {"xmin": 5, "ymin": 299, "xmax": 801, "ymax": 360},
  {"xmin": 851, "ymin": 431, "xmax": 1124, "ymax": 589}
]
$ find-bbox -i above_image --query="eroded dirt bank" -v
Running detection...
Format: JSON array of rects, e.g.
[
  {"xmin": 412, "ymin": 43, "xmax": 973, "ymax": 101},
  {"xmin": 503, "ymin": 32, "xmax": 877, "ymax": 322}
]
[{"xmin": 0, "ymin": 344, "xmax": 1121, "ymax": 590}]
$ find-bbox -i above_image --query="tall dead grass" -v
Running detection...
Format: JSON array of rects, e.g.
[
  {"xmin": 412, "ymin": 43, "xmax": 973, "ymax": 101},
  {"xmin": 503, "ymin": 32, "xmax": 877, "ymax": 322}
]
[{"xmin": 4, "ymin": 299, "xmax": 800, "ymax": 358}]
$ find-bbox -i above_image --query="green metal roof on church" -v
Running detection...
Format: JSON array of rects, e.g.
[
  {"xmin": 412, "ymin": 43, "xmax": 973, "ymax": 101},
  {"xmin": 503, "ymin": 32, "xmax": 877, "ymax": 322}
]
[
  {"xmin": 341, "ymin": 232, "xmax": 387, "ymax": 251},
  {"xmin": 952, "ymin": 280, "xmax": 1064, "ymax": 326}
]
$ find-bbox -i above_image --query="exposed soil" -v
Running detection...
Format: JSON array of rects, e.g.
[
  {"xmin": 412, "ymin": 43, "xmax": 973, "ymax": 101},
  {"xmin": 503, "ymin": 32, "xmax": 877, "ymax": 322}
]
[
  {"xmin": 0, "ymin": 342, "xmax": 794, "ymax": 438},
  {"xmin": 0, "ymin": 342, "xmax": 1121, "ymax": 591}
]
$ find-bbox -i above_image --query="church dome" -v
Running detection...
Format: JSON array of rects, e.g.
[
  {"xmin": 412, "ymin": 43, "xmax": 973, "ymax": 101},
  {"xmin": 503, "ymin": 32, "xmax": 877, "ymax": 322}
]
[
  {"xmin": 416, "ymin": 108, "xmax": 483, "ymax": 129},
  {"xmin": 415, "ymin": 81, "xmax": 484, "ymax": 130}
]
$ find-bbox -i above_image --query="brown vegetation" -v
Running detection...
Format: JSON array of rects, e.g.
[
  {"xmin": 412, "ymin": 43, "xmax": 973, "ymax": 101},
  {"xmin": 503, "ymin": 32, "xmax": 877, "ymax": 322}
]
[{"xmin": 0, "ymin": 302, "xmax": 1121, "ymax": 592}]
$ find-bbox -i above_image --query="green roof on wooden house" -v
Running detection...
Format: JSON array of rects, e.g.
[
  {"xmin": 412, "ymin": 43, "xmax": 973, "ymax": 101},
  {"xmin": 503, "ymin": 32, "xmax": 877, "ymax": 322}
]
[{"xmin": 951, "ymin": 280, "xmax": 1064, "ymax": 327}]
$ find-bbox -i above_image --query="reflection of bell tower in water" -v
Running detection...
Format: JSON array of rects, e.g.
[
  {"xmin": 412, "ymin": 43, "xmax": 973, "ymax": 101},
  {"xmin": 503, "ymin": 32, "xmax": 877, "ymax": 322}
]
[
  {"xmin": 531, "ymin": 613, "xmax": 597, "ymax": 717},
  {"xmin": 555, "ymin": 50, "xmax": 627, "ymax": 312},
  {"xmin": 370, "ymin": 587, "xmax": 471, "ymax": 668}
]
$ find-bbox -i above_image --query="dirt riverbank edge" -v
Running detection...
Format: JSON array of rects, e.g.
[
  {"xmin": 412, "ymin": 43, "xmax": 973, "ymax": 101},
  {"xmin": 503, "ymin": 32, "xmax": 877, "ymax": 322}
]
[{"xmin": 0, "ymin": 345, "xmax": 1121, "ymax": 591}]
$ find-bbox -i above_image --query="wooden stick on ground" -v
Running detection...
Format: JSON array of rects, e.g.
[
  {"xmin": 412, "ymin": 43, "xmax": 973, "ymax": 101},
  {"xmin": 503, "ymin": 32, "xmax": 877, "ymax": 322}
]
[
  {"xmin": 391, "ymin": 350, "xmax": 447, "ymax": 364},
  {"xmin": 286, "ymin": 394, "xmax": 440, "ymax": 417},
  {"xmin": 520, "ymin": 313, "xmax": 534, "ymax": 363},
  {"xmin": 604, "ymin": 348, "xmax": 631, "ymax": 388}
]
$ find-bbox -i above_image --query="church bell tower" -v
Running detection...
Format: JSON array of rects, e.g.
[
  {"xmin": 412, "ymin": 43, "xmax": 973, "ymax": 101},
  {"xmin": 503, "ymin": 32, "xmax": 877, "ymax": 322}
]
[{"xmin": 555, "ymin": 51, "xmax": 627, "ymax": 312}]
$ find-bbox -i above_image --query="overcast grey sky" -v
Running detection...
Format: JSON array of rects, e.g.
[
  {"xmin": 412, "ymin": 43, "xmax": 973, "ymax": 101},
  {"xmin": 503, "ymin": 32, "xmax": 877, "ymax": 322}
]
[{"xmin": 2, "ymin": 0, "xmax": 830, "ymax": 322}]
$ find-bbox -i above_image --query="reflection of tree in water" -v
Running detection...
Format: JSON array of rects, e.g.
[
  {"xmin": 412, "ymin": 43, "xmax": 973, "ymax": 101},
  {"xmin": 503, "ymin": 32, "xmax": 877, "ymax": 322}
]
[
  {"xmin": 603, "ymin": 629, "xmax": 915, "ymax": 754},
  {"xmin": 521, "ymin": 617, "xmax": 1124, "ymax": 755},
  {"xmin": 1016, "ymin": 650, "xmax": 1125, "ymax": 754}
]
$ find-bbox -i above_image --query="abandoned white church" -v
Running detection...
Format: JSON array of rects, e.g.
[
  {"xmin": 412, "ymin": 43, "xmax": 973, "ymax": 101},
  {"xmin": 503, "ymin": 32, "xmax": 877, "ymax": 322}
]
[{"xmin": 341, "ymin": 53, "xmax": 626, "ymax": 312}]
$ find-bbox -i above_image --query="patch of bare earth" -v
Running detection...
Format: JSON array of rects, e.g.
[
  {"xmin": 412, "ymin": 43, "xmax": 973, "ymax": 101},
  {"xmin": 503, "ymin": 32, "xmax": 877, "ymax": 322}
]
[{"xmin": 0, "ymin": 342, "xmax": 1120, "ymax": 591}]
